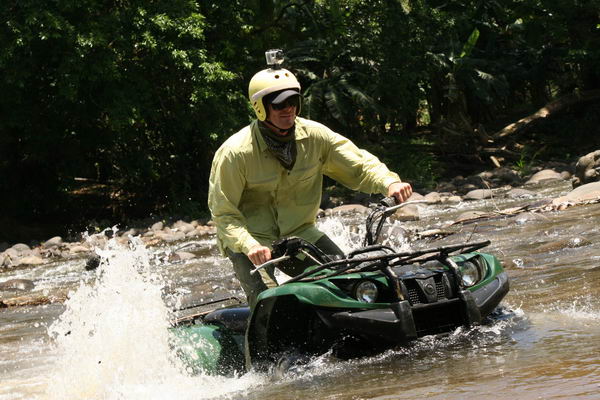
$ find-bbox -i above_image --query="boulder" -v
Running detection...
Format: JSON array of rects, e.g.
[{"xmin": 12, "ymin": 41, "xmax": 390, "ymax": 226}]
[
  {"xmin": 424, "ymin": 192, "xmax": 442, "ymax": 204},
  {"xmin": 572, "ymin": 150, "xmax": 600, "ymax": 188},
  {"xmin": 464, "ymin": 189, "xmax": 494, "ymax": 200},
  {"xmin": 42, "ymin": 236, "xmax": 63, "ymax": 249},
  {"xmin": 11, "ymin": 243, "xmax": 31, "ymax": 254},
  {"xmin": 552, "ymin": 181, "xmax": 600, "ymax": 205},
  {"xmin": 525, "ymin": 169, "xmax": 563, "ymax": 185},
  {"xmin": 151, "ymin": 221, "xmax": 164, "ymax": 231}
]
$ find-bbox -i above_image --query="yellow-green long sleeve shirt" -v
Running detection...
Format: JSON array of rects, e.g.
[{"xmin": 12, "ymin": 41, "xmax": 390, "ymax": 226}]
[{"xmin": 208, "ymin": 117, "xmax": 401, "ymax": 255}]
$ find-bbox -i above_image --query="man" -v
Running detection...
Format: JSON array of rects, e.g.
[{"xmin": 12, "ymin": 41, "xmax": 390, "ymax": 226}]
[{"xmin": 208, "ymin": 53, "xmax": 412, "ymax": 308}]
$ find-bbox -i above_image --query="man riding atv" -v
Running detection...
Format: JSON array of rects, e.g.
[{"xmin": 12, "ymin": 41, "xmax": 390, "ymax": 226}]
[{"xmin": 208, "ymin": 49, "xmax": 412, "ymax": 308}]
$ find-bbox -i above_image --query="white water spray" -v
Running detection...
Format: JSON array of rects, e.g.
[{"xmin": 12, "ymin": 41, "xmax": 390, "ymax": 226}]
[{"xmin": 44, "ymin": 236, "xmax": 263, "ymax": 400}]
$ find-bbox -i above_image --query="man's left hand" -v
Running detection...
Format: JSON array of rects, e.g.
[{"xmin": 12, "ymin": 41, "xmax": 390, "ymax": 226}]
[{"xmin": 387, "ymin": 181, "xmax": 413, "ymax": 204}]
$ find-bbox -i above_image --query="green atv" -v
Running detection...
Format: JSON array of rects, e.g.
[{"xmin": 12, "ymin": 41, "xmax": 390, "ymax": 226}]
[{"xmin": 172, "ymin": 198, "xmax": 509, "ymax": 375}]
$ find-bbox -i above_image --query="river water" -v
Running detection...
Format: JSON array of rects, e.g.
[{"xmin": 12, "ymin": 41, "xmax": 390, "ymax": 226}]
[{"xmin": 1, "ymin": 180, "xmax": 599, "ymax": 399}]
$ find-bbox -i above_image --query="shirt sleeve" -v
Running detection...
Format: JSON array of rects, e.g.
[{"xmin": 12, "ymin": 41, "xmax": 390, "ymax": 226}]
[
  {"xmin": 321, "ymin": 128, "xmax": 400, "ymax": 195},
  {"xmin": 208, "ymin": 146, "xmax": 261, "ymax": 255}
]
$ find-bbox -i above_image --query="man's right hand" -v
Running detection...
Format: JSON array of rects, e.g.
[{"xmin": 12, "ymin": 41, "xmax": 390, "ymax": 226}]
[{"xmin": 248, "ymin": 245, "xmax": 272, "ymax": 265}]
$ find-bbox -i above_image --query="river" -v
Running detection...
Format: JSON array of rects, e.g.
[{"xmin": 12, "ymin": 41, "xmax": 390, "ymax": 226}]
[{"xmin": 1, "ymin": 180, "xmax": 599, "ymax": 399}]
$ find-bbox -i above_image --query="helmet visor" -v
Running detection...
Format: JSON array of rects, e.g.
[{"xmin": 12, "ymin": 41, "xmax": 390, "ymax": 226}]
[{"xmin": 268, "ymin": 90, "xmax": 301, "ymax": 110}]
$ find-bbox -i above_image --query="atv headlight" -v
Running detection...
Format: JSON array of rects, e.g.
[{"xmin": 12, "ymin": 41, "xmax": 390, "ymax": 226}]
[
  {"xmin": 353, "ymin": 280, "xmax": 378, "ymax": 303},
  {"xmin": 460, "ymin": 261, "xmax": 481, "ymax": 287}
]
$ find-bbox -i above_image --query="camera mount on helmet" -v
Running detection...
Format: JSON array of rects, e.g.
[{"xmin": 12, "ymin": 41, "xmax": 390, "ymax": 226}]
[{"xmin": 265, "ymin": 49, "xmax": 285, "ymax": 70}]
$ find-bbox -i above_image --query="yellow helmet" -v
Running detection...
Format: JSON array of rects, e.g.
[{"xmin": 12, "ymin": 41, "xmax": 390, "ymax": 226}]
[{"xmin": 248, "ymin": 67, "xmax": 301, "ymax": 121}]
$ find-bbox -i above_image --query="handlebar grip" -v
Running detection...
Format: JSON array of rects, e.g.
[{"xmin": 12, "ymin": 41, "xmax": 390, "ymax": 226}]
[{"xmin": 380, "ymin": 196, "xmax": 397, "ymax": 208}]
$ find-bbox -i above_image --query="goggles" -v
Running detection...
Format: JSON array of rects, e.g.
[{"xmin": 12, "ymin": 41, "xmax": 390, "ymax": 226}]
[{"xmin": 270, "ymin": 96, "xmax": 300, "ymax": 111}]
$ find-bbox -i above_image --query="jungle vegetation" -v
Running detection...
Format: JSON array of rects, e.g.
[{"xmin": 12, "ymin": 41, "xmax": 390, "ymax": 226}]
[{"xmin": 1, "ymin": 0, "xmax": 599, "ymax": 241}]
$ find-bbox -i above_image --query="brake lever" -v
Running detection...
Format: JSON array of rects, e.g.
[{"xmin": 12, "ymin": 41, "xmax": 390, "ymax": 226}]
[{"xmin": 250, "ymin": 254, "xmax": 291, "ymax": 275}]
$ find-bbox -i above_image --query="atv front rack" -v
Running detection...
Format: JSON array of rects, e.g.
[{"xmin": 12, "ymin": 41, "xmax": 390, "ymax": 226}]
[{"xmin": 283, "ymin": 239, "xmax": 491, "ymax": 284}]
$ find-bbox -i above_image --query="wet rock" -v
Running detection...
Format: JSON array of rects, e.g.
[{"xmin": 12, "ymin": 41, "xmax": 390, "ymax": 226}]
[
  {"xmin": 454, "ymin": 211, "xmax": 490, "ymax": 224},
  {"xmin": 572, "ymin": 150, "xmax": 600, "ymax": 188},
  {"xmin": 11, "ymin": 243, "xmax": 31, "ymax": 255},
  {"xmin": 552, "ymin": 181, "xmax": 600, "ymax": 205},
  {"xmin": 3, "ymin": 248, "xmax": 20, "ymax": 260},
  {"xmin": 172, "ymin": 220, "xmax": 195, "ymax": 234},
  {"xmin": 386, "ymin": 193, "xmax": 423, "ymax": 221},
  {"xmin": 479, "ymin": 168, "xmax": 522, "ymax": 185},
  {"xmin": 408, "ymin": 192, "xmax": 425, "ymax": 201},
  {"xmin": 68, "ymin": 244, "xmax": 91, "ymax": 254},
  {"xmin": 185, "ymin": 229, "xmax": 201, "ymax": 238},
  {"xmin": 18, "ymin": 255, "xmax": 45, "ymax": 266},
  {"xmin": 330, "ymin": 204, "xmax": 369, "ymax": 216},
  {"xmin": 525, "ymin": 169, "xmax": 563, "ymax": 185},
  {"xmin": 151, "ymin": 221, "xmax": 164, "ymax": 231},
  {"xmin": 155, "ymin": 230, "xmax": 186, "ymax": 243},
  {"xmin": 443, "ymin": 194, "xmax": 462, "ymax": 203},
  {"xmin": 42, "ymin": 236, "xmax": 63, "ymax": 249},
  {"xmin": 458, "ymin": 183, "xmax": 481, "ymax": 194},
  {"xmin": 464, "ymin": 189, "xmax": 494, "ymax": 200},
  {"xmin": 424, "ymin": 192, "xmax": 442, "ymax": 203},
  {"xmin": 390, "ymin": 204, "xmax": 420, "ymax": 221},
  {"xmin": 0, "ymin": 279, "xmax": 35, "ymax": 292},
  {"xmin": 532, "ymin": 237, "xmax": 591, "ymax": 254},
  {"xmin": 173, "ymin": 251, "xmax": 196, "ymax": 261},
  {"xmin": 121, "ymin": 228, "xmax": 140, "ymax": 237},
  {"xmin": 507, "ymin": 188, "xmax": 536, "ymax": 199},
  {"xmin": 85, "ymin": 255, "xmax": 101, "ymax": 270}
]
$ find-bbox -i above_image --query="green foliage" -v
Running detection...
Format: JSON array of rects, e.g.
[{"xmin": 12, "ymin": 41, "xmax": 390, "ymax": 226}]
[
  {"xmin": 1, "ymin": 0, "xmax": 599, "ymax": 236},
  {"xmin": 0, "ymin": 0, "xmax": 246, "ymax": 225}
]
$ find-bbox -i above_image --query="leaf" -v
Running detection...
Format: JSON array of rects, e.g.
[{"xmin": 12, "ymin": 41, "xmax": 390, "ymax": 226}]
[{"xmin": 460, "ymin": 28, "xmax": 480, "ymax": 59}]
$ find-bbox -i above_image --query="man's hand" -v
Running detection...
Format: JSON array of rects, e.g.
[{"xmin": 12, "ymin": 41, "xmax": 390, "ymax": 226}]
[
  {"xmin": 247, "ymin": 245, "xmax": 272, "ymax": 265},
  {"xmin": 387, "ymin": 181, "xmax": 413, "ymax": 204}
]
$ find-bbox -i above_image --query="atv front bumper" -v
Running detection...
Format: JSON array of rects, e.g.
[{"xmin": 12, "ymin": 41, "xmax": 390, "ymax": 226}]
[{"xmin": 317, "ymin": 271, "xmax": 509, "ymax": 344}]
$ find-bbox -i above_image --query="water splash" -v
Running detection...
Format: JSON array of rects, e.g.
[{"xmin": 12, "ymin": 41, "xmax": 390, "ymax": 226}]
[
  {"xmin": 317, "ymin": 215, "xmax": 412, "ymax": 252},
  {"xmin": 44, "ymin": 237, "xmax": 264, "ymax": 400},
  {"xmin": 543, "ymin": 296, "xmax": 600, "ymax": 322}
]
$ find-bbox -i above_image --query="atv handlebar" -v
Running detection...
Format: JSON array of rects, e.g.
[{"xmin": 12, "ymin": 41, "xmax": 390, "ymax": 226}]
[
  {"xmin": 363, "ymin": 198, "xmax": 429, "ymax": 246},
  {"xmin": 250, "ymin": 199, "xmax": 430, "ymax": 275}
]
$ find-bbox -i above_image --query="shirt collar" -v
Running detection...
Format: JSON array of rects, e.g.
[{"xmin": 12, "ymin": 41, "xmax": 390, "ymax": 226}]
[{"xmin": 252, "ymin": 118, "xmax": 307, "ymax": 153}]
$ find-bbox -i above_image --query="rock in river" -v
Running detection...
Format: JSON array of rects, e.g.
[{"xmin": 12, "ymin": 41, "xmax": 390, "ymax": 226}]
[{"xmin": 0, "ymin": 279, "xmax": 35, "ymax": 292}]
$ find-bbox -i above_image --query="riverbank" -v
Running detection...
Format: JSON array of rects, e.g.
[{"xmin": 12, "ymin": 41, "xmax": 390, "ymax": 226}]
[{"xmin": 4, "ymin": 156, "xmax": 600, "ymax": 296}]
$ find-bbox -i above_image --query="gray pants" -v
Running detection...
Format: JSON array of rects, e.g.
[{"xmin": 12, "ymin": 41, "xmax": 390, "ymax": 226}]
[{"xmin": 226, "ymin": 235, "xmax": 344, "ymax": 309}]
